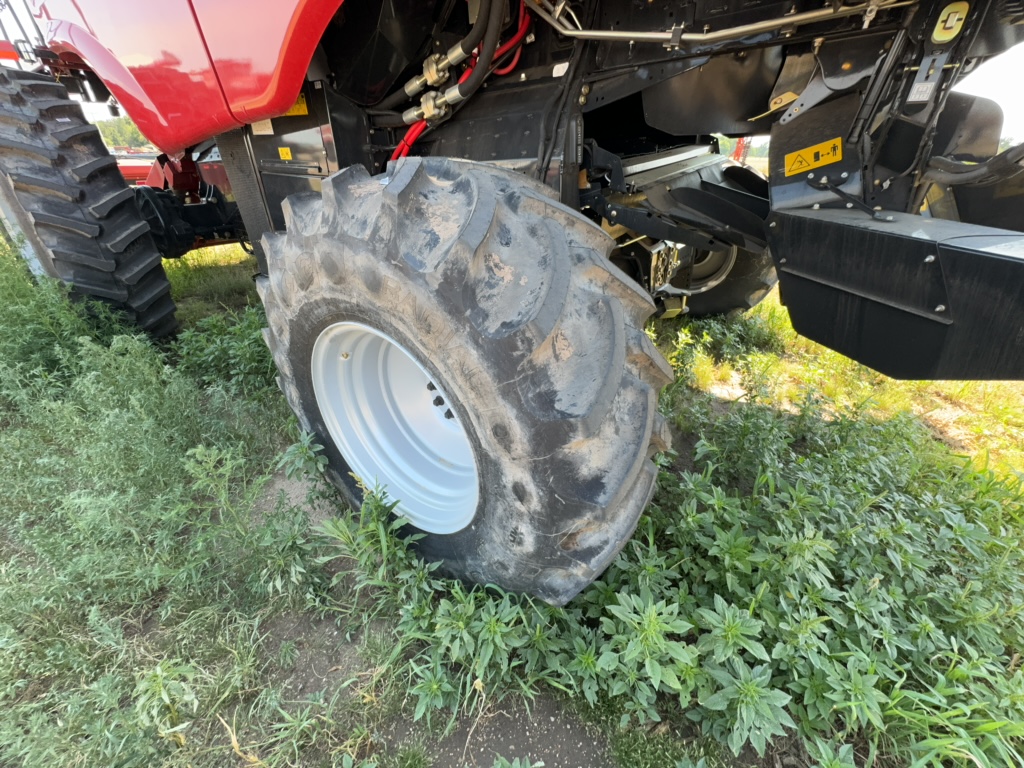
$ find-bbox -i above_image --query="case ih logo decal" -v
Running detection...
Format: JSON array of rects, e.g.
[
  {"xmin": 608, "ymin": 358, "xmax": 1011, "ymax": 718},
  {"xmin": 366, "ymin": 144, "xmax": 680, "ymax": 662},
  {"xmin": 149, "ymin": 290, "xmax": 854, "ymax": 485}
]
[{"xmin": 933, "ymin": 2, "xmax": 969, "ymax": 44}]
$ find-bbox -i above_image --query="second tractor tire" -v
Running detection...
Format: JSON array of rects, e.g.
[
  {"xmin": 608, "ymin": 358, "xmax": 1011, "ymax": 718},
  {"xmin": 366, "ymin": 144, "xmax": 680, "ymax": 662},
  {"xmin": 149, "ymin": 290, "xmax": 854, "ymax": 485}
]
[{"xmin": 0, "ymin": 69, "xmax": 176, "ymax": 335}]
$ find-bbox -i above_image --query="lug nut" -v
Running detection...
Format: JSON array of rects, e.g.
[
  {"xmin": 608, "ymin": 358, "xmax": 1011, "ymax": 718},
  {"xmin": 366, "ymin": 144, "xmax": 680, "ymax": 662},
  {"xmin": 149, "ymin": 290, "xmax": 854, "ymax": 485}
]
[{"xmin": 433, "ymin": 396, "xmax": 445, "ymax": 407}]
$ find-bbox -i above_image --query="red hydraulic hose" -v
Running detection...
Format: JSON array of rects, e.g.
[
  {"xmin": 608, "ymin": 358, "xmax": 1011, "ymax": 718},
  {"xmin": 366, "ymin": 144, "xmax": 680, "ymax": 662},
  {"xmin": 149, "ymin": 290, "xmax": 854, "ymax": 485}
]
[
  {"xmin": 393, "ymin": 63, "xmax": 476, "ymax": 160},
  {"xmin": 391, "ymin": 120, "xmax": 428, "ymax": 161},
  {"xmin": 493, "ymin": 45, "xmax": 522, "ymax": 76},
  {"xmin": 493, "ymin": 1, "xmax": 530, "ymax": 74}
]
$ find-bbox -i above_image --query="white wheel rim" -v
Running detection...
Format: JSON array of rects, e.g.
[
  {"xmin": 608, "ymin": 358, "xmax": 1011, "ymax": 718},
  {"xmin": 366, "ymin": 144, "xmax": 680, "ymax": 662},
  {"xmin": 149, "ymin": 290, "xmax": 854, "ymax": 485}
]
[{"xmin": 311, "ymin": 321, "xmax": 479, "ymax": 534}]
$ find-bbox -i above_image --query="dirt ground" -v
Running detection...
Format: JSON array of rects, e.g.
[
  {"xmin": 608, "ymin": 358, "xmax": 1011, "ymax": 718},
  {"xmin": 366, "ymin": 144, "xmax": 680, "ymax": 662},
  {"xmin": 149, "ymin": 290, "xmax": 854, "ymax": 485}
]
[
  {"xmin": 378, "ymin": 694, "xmax": 617, "ymax": 767},
  {"xmin": 255, "ymin": 474, "xmax": 625, "ymax": 767}
]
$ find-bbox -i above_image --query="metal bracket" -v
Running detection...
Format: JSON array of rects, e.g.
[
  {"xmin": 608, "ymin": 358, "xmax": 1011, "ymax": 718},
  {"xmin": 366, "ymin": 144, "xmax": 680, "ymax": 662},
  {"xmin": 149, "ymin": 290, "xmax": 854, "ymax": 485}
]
[
  {"xmin": 582, "ymin": 140, "xmax": 627, "ymax": 192},
  {"xmin": 582, "ymin": 189, "xmax": 733, "ymax": 252},
  {"xmin": 806, "ymin": 177, "xmax": 892, "ymax": 221},
  {"xmin": 664, "ymin": 25, "xmax": 684, "ymax": 51},
  {"xmin": 780, "ymin": 70, "xmax": 833, "ymax": 125}
]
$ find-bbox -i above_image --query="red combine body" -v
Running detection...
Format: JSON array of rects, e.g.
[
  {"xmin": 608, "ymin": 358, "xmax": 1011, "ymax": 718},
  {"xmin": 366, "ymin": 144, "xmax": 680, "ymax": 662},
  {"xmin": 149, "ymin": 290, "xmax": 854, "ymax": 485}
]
[{"xmin": 1, "ymin": 0, "xmax": 1024, "ymax": 601}]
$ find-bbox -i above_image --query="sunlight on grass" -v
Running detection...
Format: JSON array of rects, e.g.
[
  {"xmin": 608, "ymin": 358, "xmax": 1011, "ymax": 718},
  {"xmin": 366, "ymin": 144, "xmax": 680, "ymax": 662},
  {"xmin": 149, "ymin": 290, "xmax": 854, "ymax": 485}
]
[
  {"xmin": 742, "ymin": 290, "xmax": 1024, "ymax": 477},
  {"xmin": 164, "ymin": 244, "xmax": 259, "ymax": 327}
]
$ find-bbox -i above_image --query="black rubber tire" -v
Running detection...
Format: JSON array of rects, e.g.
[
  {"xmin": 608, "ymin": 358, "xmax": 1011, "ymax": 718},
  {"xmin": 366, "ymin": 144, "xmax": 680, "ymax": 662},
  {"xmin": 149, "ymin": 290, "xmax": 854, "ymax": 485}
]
[
  {"xmin": 259, "ymin": 157, "xmax": 674, "ymax": 605},
  {"xmin": 0, "ymin": 69, "xmax": 176, "ymax": 335},
  {"xmin": 676, "ymin": 246, "xmax": 777, "ymax": 317}
]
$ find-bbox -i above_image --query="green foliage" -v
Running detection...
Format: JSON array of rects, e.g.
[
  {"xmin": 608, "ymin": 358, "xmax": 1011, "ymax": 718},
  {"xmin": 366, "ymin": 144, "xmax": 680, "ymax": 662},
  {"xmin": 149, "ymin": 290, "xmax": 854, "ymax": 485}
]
[
  {"xmin": 95, "ymin": 115, "xmax": 150, "ymax": 148},
  {"xmin": 0, "ymin": 244, "xmax": 335, "ymax": 766},
  {"xmin": 5, "ymin": 226, "xmax": 1024, "ymax": 768},
  {"xmin": 174, "ymin": 305, "xmax": 278, "ymax": 394},
  {"xmin": 492, "ymin": 758, "xmax": 544, "ymax": 768},
  {"xmin": 278, "ymin": 429, "xmax": 329, "ymax": 479},
  {"xmin": 134, "ymin": 660, "xmax": 199, "ymax": 744},
  {"xmin": 322, "ymin": 331, "xmax": 1024, "ymax": 766}
]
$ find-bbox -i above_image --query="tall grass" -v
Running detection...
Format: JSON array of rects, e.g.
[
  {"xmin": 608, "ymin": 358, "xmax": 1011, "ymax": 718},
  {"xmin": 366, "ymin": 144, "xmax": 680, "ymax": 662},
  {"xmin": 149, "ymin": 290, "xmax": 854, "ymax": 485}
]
[
  {"xmin": 163, "ymin": 244, "xmax": 260, "ymax": 327},
  {"xmin": 0, "ymin": 244, "xmax": 357, "ymax": 767},
  {"xmin": 747, "ymin": 291, "xmax": 1024, "ymax": 477}
]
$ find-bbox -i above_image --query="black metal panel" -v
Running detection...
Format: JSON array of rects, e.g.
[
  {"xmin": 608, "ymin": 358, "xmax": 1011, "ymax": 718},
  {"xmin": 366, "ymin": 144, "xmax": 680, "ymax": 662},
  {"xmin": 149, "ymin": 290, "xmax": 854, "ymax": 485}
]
[
  {"xmin": 933, "ymin": 92, "xmax": 1003, "ymax": 160},
  {"xmin": 261, "ymin": 174, "xmax": 323, "ymax": 231},
  {"xmin": 583, "ymin": 56, "xmax": 709, "ymax": 113},
  {"xmin": 418, "ymin": 80, "xmax": 559, "ymax": 164},
  {"xmin": 768, "ymin": 93, "xmax": 863, "ymax": 210},
  {"xmin": 953, "ymin": 173, "xmax": 1024, "ymax": 232},
  {"xmin": 216, "ymin": 128, "xmax": 273, "ymax": 272},
  {"xmin": 767, "ymin": 208, "xmax": 1024, "ymax": 379},
  {"xmin": 322, "ymin": 0, "xmax": 441, "ymax": 105},
  {"xmin": 642, "ymin": 47, "xmax": 782, "ymax": 135},
  {"xmin": 243, "ymin": 81, "xmax": 375, "ymax": 233}
]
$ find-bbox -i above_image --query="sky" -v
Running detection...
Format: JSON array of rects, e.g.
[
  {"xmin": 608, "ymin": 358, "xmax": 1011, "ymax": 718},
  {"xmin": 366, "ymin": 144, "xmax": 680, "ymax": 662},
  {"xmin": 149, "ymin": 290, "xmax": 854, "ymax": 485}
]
[{"xmin": 953, "ymin": 41, "xmax": 1024, "ymax": 140}]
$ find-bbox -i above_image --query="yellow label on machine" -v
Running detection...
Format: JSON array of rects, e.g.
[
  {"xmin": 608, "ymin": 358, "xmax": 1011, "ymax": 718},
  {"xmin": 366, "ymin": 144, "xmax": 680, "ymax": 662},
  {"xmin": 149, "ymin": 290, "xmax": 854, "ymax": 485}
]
[
  {"xmin": 784, "ymin": 137, "xmax": 843, "ymax": 177},
  {"xmin": 283, "ymin": 93, "xmax": 309, "ymax": 117},
  {"xmin": 278, "ymin": 147, "xmax": 293, "ymax": 161},
  {"xmin": 933, "ymin": 2, "xmax": 969, "ymax": 43}
]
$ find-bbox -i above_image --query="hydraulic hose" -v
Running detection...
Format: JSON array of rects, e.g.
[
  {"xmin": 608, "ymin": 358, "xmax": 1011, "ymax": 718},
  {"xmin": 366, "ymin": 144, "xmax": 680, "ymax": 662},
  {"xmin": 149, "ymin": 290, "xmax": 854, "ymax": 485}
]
[
  {"xmin": 454, "ymin": 0, "xmax": 493, "ymax": 61},
  {"xmin": 375, "ymin": 0, "xmax": 493, "ymax": 110},
  {"xmin": 444, "ymin": 0, "xmax": 504, "ymax": 105}
]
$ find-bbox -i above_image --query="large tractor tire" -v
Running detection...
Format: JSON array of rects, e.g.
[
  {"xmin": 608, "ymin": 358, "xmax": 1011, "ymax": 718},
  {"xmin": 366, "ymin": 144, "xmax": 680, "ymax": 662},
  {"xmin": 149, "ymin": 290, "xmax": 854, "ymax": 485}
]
[
  {"xmin": 0, "ymin": 69, "xmax": 176, "ymax": 335},
  {"xmin": 260, "ymin": 157, "xmax": 673, "ymax": 605},
  {"xmin": 675, "ymin": 245, "xmax": 777, "ymax": 317}
]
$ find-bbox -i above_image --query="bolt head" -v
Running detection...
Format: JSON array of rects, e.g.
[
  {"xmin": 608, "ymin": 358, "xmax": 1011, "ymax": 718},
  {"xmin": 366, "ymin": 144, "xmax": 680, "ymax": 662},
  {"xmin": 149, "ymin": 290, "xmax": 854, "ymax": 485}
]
[
  {"xmin": 808, "ymin": 172, "xmax": 815, "ymax": 179},
  {"xmin": 841, "ymin": 172, "xmax": 849, "ymax": 179},
  {"xmin": 812, "ymin": 203, "xmax": 820, "ymax": 209},
  {"xmin": 846, "ymin": 202, "xmax": 854, "ymax": 208},
  {"xmin": 924, "ymin": 254, "xmax": 936, "ymax": 263},
  {"xmin": 769, "ymin": 221, "xmax": 777, "ymax": 228},
  {"xmin": 935, "ymin": 304, "xmax": 946, "ymax": 312}
]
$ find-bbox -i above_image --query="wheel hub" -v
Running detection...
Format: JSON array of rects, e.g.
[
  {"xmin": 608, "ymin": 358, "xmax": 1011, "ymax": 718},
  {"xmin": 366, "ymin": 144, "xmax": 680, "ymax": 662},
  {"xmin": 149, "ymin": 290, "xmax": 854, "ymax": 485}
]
[{"xmin": 311, "ymin": 321, "xmax": 478, "ymax": 534}]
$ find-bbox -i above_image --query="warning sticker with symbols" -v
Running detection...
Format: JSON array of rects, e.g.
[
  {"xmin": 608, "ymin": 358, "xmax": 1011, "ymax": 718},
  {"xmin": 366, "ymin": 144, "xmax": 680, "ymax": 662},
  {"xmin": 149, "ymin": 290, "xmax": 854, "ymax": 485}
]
[
  {"xmin": 283, "ymin": 93, "xmax": 309, "ymax": 117},
  {"xmin": 278, "ymin": 147, "xmax": 293, "ymax": 161},
  {"xmin": 784, "ymin": 137, "xmax": 843, "ymax": 177}
]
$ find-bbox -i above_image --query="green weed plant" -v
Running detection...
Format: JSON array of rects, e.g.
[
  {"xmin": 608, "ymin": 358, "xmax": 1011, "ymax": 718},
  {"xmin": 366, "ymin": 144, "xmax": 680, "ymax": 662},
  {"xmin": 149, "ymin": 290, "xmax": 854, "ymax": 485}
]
[{"xmin": 323, "ymin": 310, "xmax": 1024, "ymax": 767}]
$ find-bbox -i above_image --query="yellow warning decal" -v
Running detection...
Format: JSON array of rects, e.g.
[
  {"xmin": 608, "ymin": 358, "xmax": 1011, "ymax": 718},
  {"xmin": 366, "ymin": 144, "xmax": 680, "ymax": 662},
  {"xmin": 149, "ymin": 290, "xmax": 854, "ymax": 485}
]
[
  {"xmin": 278, "ymin": 147, "xmax": 293, "ymax": 161},
  {"xmin": 784, "ymin": 137, "xmax": 843, "ymax": 177},
  {"xmin": 283, "ymin": 93, "xmax": 309, "ymax": 117},
  {"xmin": 933, "ymin": 2, "xmax": 968, "ymax": 44}
]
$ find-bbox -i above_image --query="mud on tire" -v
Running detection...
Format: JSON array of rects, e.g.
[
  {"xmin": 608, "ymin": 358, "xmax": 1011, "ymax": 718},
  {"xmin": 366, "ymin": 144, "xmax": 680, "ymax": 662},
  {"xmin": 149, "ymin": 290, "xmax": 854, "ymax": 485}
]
[
  {"xmin": 259, "ymin": 157, "xmax": 673, "ymax": 605},
  {"xmin": 0, "ymin": 69, "xmax": 176, "ymax": 335}
]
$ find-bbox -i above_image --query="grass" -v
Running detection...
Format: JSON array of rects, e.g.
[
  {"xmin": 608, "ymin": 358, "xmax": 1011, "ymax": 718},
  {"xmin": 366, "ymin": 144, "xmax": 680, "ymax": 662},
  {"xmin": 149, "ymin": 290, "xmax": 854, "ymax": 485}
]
[
  {"xmin": 743, "ymin": 293, "xmax": 1024, "ymax": 477},
  {"xmin": 163, "ymin": 244, "xmax": 260, "ymax": 327},
  {"xmin": 1, "ymin": 239, "xmax": 1023, "ymax": 768}
]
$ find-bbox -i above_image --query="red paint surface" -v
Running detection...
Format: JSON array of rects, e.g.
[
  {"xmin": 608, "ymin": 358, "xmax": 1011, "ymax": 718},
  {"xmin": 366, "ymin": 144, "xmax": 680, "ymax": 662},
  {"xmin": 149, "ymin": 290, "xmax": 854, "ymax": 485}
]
[
  {"xmin": 114, "ymin": 159, "xmax": 153, "ymax": 185},
  {"xmin": 34, "ymin": 0, "xmax": 344, "ymax": 152},
  {"xmin": 191, "ymin": 0, "xmax": 344, "ymax": 122},
  {"xmin": 35, "ymin": 0, "xmax": 240, "ymax": 153}
]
